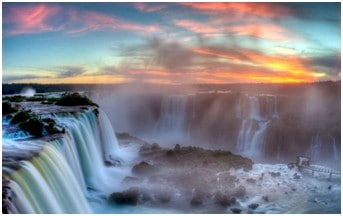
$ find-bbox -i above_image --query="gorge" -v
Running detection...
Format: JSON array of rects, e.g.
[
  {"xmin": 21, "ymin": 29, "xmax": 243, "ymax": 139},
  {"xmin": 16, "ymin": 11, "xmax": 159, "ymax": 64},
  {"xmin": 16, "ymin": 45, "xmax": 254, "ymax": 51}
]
[{"xmin": 2, "ymin": 82, "xmax": 341, "ymax": 214}]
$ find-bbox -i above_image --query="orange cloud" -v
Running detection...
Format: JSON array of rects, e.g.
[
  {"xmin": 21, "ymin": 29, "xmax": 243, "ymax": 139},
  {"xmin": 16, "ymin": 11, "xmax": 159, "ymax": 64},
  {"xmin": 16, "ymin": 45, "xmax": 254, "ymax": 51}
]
[
  {"xmin": 179, "ymin": 2, "xmax": 292, "ymax": 18},
  {"xmin": 242, "ymin": 50, "xmax": 321, "ymax": 80},
  {"xmin": 174, "ymin": 19, "xmax": 221, "ymax": 36},
  {"xmin": 192, "ymin": 46, "xmax": 320, "ymax": 83},
  {"xmin": 228, "ymin": 24, "xmax": 291, "ymax": 42},
  {"xmin": 4, "ymin": 4, "xmax": 61, "ymax": 35}
]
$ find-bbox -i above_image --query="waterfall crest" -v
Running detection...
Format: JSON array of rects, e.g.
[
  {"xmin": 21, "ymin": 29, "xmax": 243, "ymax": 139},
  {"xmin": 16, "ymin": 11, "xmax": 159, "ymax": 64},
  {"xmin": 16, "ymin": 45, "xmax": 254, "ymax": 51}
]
[{"xmin": 3, "ymin": 108, "xmax": 122, "ymax": 213}]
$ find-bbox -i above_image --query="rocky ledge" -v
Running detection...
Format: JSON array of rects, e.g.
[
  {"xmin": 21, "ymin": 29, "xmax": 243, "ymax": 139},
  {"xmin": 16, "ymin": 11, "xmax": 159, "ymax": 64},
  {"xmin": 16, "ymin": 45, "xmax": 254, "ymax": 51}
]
[{"xmin": 109, "ymin": 140, "xmax": 256, "ymax": 213}]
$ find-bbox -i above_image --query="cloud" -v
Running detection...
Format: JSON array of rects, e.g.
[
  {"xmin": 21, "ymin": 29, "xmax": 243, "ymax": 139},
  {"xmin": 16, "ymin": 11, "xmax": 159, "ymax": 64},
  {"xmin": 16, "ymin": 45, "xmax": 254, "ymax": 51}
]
[
  {"xmin": 3, "ymin": 74, "xmax": 51, "ymax": 83},
  {"xmin": 3, "ymin": 3, "xmax": 160, "ymax": 36},
  {"xmin": 66, "ymin": 10, "xmax": 160, "ymax": 35},
  {"xmin": 3, "ymin": 4, "xmax": 62, "ymax": 35},
  {"xmin": 179, "ymin": 2, "xmax": 293, "ymax": 19},
  {"xmin": 227, "ymin": 24, "xmax": 292, "ymax": 42},
  {"xmin": 53, "ymin": 65, "xmax": 86, "ymax": 78},
  {"xmin": 174, "ymin": 19, "xmax": 222, "ymax": 36},
  {"xmin": 307, "ymin": 53, "xmax": 341, "ymax": 76},
  {"xmin": 134, "ymin": 2, "xmax": 167, "ymax": 13},
  {"xmin": 146, "ymin": 37, "xmax": 195, "ymax": 72},
  {"xmin": 192, "ymin": 43, "xmax": 325, "ymax": 82}
]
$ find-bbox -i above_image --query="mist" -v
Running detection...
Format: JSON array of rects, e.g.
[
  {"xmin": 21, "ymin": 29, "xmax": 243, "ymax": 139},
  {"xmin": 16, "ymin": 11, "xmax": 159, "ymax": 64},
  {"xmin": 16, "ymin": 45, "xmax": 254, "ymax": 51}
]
[{"xmin": 88, "ymin": 81, "xmax": 340, "ymax": 168}]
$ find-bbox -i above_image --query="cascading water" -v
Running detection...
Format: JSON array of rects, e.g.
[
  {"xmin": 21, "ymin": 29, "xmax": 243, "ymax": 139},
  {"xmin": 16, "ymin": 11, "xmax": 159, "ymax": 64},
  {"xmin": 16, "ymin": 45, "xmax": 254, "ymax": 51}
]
[
  {"xmin": 155, "ymin": 95, "xmax": 188, "ymax": 143},
  {"xmin": 2, "ymin": 108, "xmax": 123, "ymax": 213},
  {"xmin": 332, "ymin": 137, "xmax": 339, "ymax": 162},
  {"xmin": 307, "ymin": 134, "xmax": 322, "ymax": 162},
  {"xmin": 236, "ymin": 96, "xmax": 273, "ymax": 158},
  {"xmin": 6, "ymin": 144, "xmax": 91, "ymax": 213}
]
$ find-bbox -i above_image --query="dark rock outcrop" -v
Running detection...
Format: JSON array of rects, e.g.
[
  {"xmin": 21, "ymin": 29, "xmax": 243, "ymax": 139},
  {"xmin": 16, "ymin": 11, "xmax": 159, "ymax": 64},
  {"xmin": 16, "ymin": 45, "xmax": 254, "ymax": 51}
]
[
  {"xmin": 108, "ymin": 187, "xmax": 139, "ymax": 206},
  {"xmin": 132, "ymin": 161, "xmax": 158, "ymax": 176}
]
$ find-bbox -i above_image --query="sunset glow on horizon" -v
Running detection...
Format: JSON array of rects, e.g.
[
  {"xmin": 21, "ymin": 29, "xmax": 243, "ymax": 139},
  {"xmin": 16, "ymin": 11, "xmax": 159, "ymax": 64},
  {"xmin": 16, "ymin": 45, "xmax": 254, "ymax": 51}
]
[{"xmin": 2, "ymin": 2, "xmax": 341, "ymax": 84}]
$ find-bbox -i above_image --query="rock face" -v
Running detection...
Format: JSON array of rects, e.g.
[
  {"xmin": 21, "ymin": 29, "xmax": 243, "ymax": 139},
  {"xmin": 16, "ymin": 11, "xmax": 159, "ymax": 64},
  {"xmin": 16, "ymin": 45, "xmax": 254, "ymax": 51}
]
[
  {"xmin": 132, "ymin": 161, "xmax": 158, "ymax": 176},
  {"xmin": 108, "ymin": 188, "xmax": 139, "ymax": 206},
  {"xmin": 110, "ymin": 142, "xmax": 255, "ymax": 213}
]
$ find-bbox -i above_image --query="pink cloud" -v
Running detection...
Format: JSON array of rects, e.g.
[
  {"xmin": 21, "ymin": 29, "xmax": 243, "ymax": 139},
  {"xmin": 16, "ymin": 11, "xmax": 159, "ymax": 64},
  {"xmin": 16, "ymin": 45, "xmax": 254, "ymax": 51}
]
[
  {"xmin": 174, "ymin": 19, "xmax": 221, "ymax": 36},
  {"xmin": 4, "ymin": 4, "xmax": 61, "ymax": 35},
  {"xmin": 179, "ymin": 2, "xmax": 292, "ymax": 18},
  {"xmin": 3, "ymin": 4, "xmax": 160, "ymax": 36},
  {"xmin": 228, "ymin": 24, "xmax": 291, "ymax": 42},
  {"xmin": 134, "ymin": 2, "xmax": 166, "ymax": 13}
]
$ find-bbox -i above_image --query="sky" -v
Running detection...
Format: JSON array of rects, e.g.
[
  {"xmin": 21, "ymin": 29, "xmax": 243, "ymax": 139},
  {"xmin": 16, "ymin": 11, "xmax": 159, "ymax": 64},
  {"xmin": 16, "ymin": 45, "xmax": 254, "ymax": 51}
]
[{"xmin": 2, "ymin": 2, "xmax": 341, "ymax": 84}]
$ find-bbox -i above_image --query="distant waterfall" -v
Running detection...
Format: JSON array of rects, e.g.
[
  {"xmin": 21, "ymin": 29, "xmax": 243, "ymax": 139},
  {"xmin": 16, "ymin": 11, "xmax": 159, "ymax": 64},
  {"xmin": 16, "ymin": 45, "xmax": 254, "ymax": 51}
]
[
  {"xmin": 236, "ymin": 96, "xmax": 272, "ymax": 158},
  {"xmin": 156, "ymin": 95, "xmax": 188, "ymax": 142},
  {"xmin": 266, "ymin": 95, "xmax": 279, "ymax": 118},
  {"xmin": 3, "ymin": 109, "xmax": 122, "ymax": 213},
  {"xmin": 332, "ymin": 137, "xmax": 339, "ymax": 162},
  {"xmin": 307, "ymin": 134, "xmax": 322, "ymax": 162}
]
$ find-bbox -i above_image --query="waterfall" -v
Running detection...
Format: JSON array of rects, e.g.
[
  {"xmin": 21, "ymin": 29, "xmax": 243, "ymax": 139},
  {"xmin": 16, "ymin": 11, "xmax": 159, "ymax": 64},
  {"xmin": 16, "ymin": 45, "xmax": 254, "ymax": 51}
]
[
  {"xmin": 3, "ymin": 108, "xmax": 122, "ymax": 213},
  {"xmin": 307, "ymin": 134, "xmax": 322, "ymax": 162},
  {"xmin": 332, "ymin": 137, "xmax": 339, "ymax": 161},
  {"xmin": 249, "ymin": 96, "xmax": 262, "ymax": 120},
  {"xmin": 156, "ymin": 95, "xmax": 188, "ymax": 142},
  {"xmin": 236, "ymin": 96, "xmax": 271, "ymax": 158},
  {"xmin": 7, "ymin": 145, "xmax": 91, "ymax": 213}
]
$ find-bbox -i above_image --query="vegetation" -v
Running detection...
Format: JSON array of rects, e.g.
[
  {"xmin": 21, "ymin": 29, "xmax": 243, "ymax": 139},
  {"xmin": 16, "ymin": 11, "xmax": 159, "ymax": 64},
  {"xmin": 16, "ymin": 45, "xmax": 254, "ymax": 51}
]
[
  {"xmin": 11, "ymin": 111, "xmax": 32, "ymax": 124},
  {"xmin": 9, "ymin": 110, "xmax": 63, "ymax": 137},
  {"xmin": 3, "ymin": 91, "xmax": 97, "ymax": 107},
  {"xmin": 56, "ymin": 92, "xmax": 98, "ymax": 107},
  {"xmin": 19, "ymin": 118, "xmax": 44, "ymax": 137},
  {"xmin": 3, "ymin": 95, "xmax": 26, "ymax": 103},
  {"xmin": 2, "ymin": 102, "xmax": 19, "ymax": 115}
]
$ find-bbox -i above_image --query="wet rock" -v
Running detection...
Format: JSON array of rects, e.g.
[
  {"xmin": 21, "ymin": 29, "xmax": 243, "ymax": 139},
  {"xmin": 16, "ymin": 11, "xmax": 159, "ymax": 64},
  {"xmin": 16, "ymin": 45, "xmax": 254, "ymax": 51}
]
[
  {"xmin": 214, "ymin": 191, "xmax": 235, "ymax": 207},
  {"xmin": 269, "ymin": 172, "xmax": 281, "ymax": 177},
  {"xmin": 165, "ymin": 149, "xmax": 175, "ymax": 157},
  {"xmin": 293, "ymin": 173, "xmax": 301, "ymax": 179},
  {"xmin": 190, "ymin": 196, "xmax": 203, "ymax": 206},
  {"xmin": 174, "ymin": 144, "xmax": 181, "ymax": 153},
  {"xmin": 108, "ymin": 187, "xmax": 139, "ymax": 205},
  {"xmin": 155, "ymin": 189, "xmax": 172, "ymax": 203},
  {"xmin": 288, "ymin": 162, "xmax": 296, "ymax": 169},
  {"xmin": 248, "ymin": 203, "xmax": 259, "ymax": 210},
  {"xmin": 328, "ymin": 185, "xmax": 332, "ymax": 190},
  {"xmin": 231, "ymin": 185, "xmax": 246, "ymax": 198},
  {"xmin": 151, "ymin": 143, "xmax": 161, "ymax": 150},
  {"xmin": 231, "ymin": 208, "xmax": 242, "ymax": 214},
  {"xmin": 246, "ymin": 178, "xmax": 256, "ymax": 184},
  {"xmin": 132, "ymin": 161, "xmax": 158, "ymax": 176}
]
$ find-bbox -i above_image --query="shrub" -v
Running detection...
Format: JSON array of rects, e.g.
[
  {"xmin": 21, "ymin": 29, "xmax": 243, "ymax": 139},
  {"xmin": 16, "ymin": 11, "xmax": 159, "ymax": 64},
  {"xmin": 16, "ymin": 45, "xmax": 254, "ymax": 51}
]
[
  {"xmin": 2, "ymin": 102, "xmax": 18, "ymax": 115},
  {"xmin": 3, "ymin": 95, "xmax": 25, "ymax": 103},
  {"xmin": 56, "ymin": 92, "xmax": 98, "ymax": 107},
  {"xmin": 19, "ymin": 118, "xmax": 44, "ymax": 137},
  {"xmin": 10, "ymin": 111, "xmax": 32, "ymax": 124}
]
